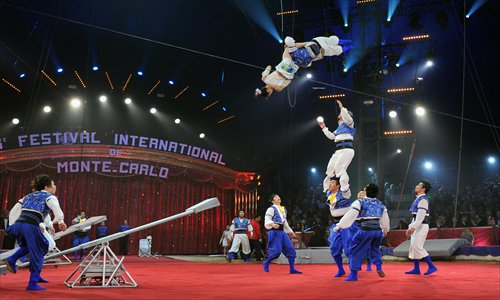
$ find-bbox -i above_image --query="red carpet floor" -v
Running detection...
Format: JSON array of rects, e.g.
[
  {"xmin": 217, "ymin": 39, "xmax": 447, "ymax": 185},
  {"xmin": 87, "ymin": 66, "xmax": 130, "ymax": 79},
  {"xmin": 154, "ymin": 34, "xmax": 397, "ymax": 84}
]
[{"xmin": 0, "ymin": 257, "xmax": 498, "ymax": 300}]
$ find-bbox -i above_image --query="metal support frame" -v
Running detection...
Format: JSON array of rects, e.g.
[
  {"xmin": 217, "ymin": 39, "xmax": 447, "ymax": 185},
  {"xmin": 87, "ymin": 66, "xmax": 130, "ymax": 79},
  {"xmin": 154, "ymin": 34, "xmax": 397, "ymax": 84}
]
[
  {"xmin": 64, "ymin": 241, "xmax": 137, "ymax": 288},
  {"xmin": 44, "ymin": 246, "xmax": 72, "ymax": 266}
]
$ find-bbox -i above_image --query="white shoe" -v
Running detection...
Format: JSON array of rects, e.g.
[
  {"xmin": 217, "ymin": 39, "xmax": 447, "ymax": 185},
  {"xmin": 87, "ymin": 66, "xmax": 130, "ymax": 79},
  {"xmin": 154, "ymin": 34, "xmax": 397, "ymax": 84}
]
[
  {"xmin": 285, "ymin": 36, "xmax": 295, "ymax": 47},
  {"xmin": 329, "ymin": 35, "xmax": 339, "ymax": 45}
]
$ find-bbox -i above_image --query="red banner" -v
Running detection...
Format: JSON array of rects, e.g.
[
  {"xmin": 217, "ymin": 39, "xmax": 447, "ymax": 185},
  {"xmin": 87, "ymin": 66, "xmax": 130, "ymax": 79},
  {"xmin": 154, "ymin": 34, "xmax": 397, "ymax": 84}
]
[{"xmin": 387, "ymin": 227, "xmax": 500, "ymax": 247}]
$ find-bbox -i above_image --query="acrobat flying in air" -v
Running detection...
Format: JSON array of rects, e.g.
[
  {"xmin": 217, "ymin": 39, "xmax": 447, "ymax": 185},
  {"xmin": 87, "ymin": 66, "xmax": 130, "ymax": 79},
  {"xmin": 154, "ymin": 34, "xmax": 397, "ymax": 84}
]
[{"xmin": 255, "ymin": 35, "xmax": 352, "ymax": 98}]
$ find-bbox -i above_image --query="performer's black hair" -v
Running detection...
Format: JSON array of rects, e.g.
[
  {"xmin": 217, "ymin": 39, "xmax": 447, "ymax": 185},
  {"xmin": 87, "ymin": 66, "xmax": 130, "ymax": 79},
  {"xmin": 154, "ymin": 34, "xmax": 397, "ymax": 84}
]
[
  {"xmin": 256, "ymin": 86, "xmax": 270, "ymax": 98},
  {"xmin": 34, "ymin": 174, "xmax": 53, "ymax": 191},
  {"xmin": 330, "ymin": 176, "xmax": 340, "ymax": 185},
  {"xmin": 419, "ymin": 180, "xmax": 432, "ymax": 193},
  {"xmin": 269, "ymin": 194, "xmax": 278, "ymax": 203},
  {"xmin": 365, "ymin": 183, "xmax": 379, "ymax": 198}
]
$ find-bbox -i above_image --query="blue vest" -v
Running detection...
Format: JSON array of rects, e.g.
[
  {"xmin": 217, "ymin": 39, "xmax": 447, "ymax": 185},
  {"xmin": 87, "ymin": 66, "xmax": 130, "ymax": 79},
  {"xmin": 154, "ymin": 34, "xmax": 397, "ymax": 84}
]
[
  {"xmin": 326, "ymin": 191, "xmax": 352, "ymax": 211},
  {"xmin": 334, "ymin": 122, "xmax": 356, "ymax": 137},
  {"xmin": 290, "ymin": 48, "xmax": 315, "ymax": 68},
  {"xmin": 358, "ymin": 198, "xmax": 385, "ymax": 219},
  {"xmin": 18, "ymin": 191, "xmax": 52, "ymax": 224},
  {"xmin": 234, "ymin": 218, "xmax": 250, "ymax": 232},
  {"xmin": 357, "ymin": 198, "xmax": 385, "ymax": 229},
  {"xmin": 270, "ymin": 206, "xmax": 287, "ymax": 224},
  {"xmin": 409, "ymin": 194, "xmax": 430, "ymax": 216}
]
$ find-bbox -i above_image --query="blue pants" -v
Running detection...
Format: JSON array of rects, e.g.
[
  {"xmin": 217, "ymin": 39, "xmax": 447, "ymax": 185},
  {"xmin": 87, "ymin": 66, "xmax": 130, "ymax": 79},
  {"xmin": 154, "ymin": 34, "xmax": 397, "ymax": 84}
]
[
  {"xmin": 73, "ymin": 234, "xmax": 90, "ymax": 259},
  {"xmin": 267, "ymin": 230, "xmax": 296, "ymax": 261},
  {"xmin": 328, "ymin": 223, "xmax": 358, "ymax": 259},
  {"xmin": 6, "ymin": 223, "xmax": 49, "ymax": 273},
  {"xmin": 348, "ymin": 229, "xmax": 383, "ymax": 271}
]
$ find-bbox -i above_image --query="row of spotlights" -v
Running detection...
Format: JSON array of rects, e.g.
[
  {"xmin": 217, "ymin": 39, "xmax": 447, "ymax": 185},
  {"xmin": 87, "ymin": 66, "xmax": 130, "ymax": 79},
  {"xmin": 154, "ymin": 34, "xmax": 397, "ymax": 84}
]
[{"xmin": 388, "ymin": 107, "xmax": 426, "ymax": 118}]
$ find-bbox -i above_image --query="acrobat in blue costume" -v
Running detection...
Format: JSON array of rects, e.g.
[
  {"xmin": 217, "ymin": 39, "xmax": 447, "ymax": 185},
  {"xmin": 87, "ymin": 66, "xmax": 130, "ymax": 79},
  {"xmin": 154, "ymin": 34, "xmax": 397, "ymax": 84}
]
[{"xmin": 263, "ymin": 195, "xmax": 302, "ymax": 274}]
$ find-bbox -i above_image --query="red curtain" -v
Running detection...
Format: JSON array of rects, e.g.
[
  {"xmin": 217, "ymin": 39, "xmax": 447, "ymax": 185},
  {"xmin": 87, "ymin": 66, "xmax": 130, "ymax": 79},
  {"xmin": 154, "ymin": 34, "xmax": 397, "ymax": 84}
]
[{"xmin": 0, "ymin": 166, "xmax": 256, "ymax": 255}]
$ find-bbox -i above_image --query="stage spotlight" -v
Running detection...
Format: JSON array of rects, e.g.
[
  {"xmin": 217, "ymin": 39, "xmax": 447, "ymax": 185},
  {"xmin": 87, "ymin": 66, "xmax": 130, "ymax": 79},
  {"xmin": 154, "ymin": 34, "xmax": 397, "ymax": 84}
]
[
  {"xmin": 395, "ymin": 63, "xmax": 400, "ymax": 68},
  {"xmin": 174, "ymin": 118, "xmax": 181, "ymax": 124},
  {"xmin": 70, "ymin": 98, "xmax": 81, "ymax": 108},
  {"xmin": 19, "ymin": 73, "xmax": 26, "ymax": 78},
  {"xmin": 199, "ymin": 133, "xmax": 205, "ymax": 139},
  {"xmin": 424, "ymin": 161, "xmax": 433, "ymax": 170},
  {"xmin": 368, "ymin": 167, "xmax": 373, "ymax": 172},
  {"xmin": 150, "ymin": 107, "xmax": 157, "ymax": 114},
  {"xmin": 201, "ymin": 92, "xmax": 207, "ymax": 97},
  {"xmin": 317, "ymin": 116, "xmax": 324, "ymax": 123},
  {"xmin": 222, "ymin": 107, "xmax": 227, "ymax": 112},
  {"xmin": 306, "ymin": 73, "xmax": 312, "ymax": 79},
  {"xmin": 99, "ymin": 95, "xmax": 107, "ymax": 103},
  {"xmin": 396, "ymin": 149, "xmax": 402, "ymax": 154},
  {"xmin": 43, "ymin": 105, "xmax": 52, "ymax": 113},
  {"xmin": 488, "ymin": 156, "xmax": 496, "ymax": 164},
  {"xmin": 137, "ymin": 71, "xmax": 143, "ymax": 76},
  {"xmin": 426, "ymin": 60, "xmax": 434, "ymax": 67},
  {"xmin": 92, "ymin": 66, "xmax": 99, "ymax": 71},
  {"xmin": 389, "ymin": 110, "xmax": 397, "ymax": 118},
  {"xmin": 310, "ymin": 167, "xmax": 317, "ymax": 173},
  {"xmin": 415, "ymin": 106, "xmax": 426, "ymax": 116},
  {"xmin": 57, "ymin": 68, "xmax": 63, "ymax": 73},
  {"xmin": 124, "ymin": 98, "xmax": 132, "ymax": 105},
  {"xmin": 168, "ymin": 80, "xmax": 174, "ymax": 85},
  {"xmin": 278, "ymin": 39, "xmax": 283, "ymax": 44},
  {"xmin": 12, "ymin": 118, "xmax": 20, "ymax": 125}
]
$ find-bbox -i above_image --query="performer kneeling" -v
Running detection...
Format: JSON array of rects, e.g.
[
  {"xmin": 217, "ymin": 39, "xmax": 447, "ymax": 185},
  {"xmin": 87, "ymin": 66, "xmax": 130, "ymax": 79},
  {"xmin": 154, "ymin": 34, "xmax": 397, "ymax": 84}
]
[
  {"xmin": 255, "ymin": 35, "xmax": 352, "ymax": 98},
  {"xmin": 263, "ymin": 194, "xmax": 302, "ymax": 274}
]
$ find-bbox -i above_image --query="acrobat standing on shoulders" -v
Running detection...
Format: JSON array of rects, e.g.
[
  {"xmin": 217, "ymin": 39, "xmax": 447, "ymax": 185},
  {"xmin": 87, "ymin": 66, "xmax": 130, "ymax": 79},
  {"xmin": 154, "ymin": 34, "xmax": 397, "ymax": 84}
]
[{"xmin": 318, "ymin": 100, "xmax": 355, "ymax": 193}]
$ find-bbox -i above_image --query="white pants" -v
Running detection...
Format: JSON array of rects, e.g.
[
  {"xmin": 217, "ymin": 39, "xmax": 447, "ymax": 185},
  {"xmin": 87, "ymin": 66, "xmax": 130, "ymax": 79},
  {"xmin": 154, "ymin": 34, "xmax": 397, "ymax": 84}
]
[
  {"xmin": 409, "ymin": 224, "xmax": 429, "ymax": 260},
  {"xmin": 229, "ymin": 233, "xmax": 251, "ymax": 255},
  {"xmin": 323, "ymin": 148, "xmax": 355, "ymax": 192},
  {"xmin": 312, "ymin": 36, "xmax": 343, "ymax": 58}
]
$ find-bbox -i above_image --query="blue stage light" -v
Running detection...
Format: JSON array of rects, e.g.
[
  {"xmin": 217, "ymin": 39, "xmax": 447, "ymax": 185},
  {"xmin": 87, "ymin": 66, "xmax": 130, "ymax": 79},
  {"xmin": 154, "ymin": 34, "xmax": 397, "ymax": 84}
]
[
  {"xmin": 137, "ymin": 71, "xmax": 143, "ymax": 76},
  {"xmin": 168, "ymin": 80, "xmax": 174, "ymax": 85},
  {"xmin": 92, "ymin": 66, "xmax": 99, "ymax": 71},
  {"xmin": 57, "ymin": 68, "xmax": 63, "ymax": 73}
]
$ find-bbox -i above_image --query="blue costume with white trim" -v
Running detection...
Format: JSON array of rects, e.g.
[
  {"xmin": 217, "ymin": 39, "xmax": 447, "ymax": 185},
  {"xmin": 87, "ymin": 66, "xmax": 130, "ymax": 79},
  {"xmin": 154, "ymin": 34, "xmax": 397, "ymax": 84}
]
[
  {"xmin": 5, "ymin": 191, "xmax": 52, "ymax": 288},
  {"xmin": 266, "ymin": 206, "xmax": 296, "ymax": 261},
  {"xmin": 263, "ymin": 204, "xmax": 302, "ymax": 274},
  {"xmin": 348, "ymin": 198, "xmax": 386, "ymax": 273},
  {"xmin": 233, "ymin": 217, "xmax": 250, "ymax": 233},
  {"xmin": 409, "ymin": 194, "xmax": 430, "ymax": 221},
  {"xmin": 326, "ymin": 189, "xmax": 358, "ymax": 277},
  {"xmin": 327, "ymin": 190, "xmax": 356, "ymax": 258}
]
